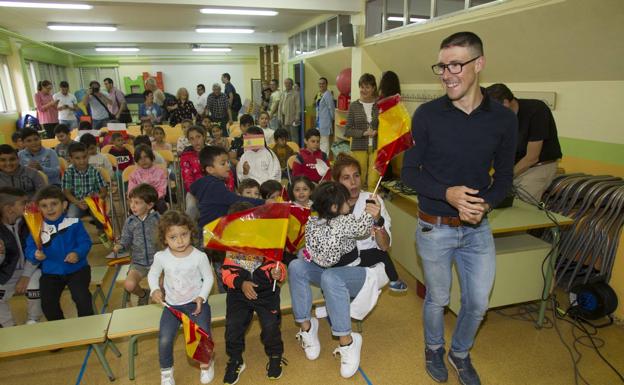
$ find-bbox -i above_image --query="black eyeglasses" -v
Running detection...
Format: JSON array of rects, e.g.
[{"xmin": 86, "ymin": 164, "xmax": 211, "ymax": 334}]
[{"xmin": 431, "ymin": 56, "xmax": 480, "ymax": 75}]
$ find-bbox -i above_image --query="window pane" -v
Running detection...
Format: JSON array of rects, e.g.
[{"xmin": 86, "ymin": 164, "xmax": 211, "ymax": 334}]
[
  {"xmin": 289, "ymin": 36, "xmax": 296, "ymax": 58},
  {"xmin": 318, "ymin": 22, "xmax": 327, "ymax": 49},
  {"xmin": 409, "ymin": 0, "xmax": 431, "ymax": 23},
  {"xmin": 328, "ymin": 17, "xmax": 338, "ymax": 47},
  {"xmin": 308, "ymin": 27, "xmax": 317, "ymax": 51},
  {"xmin": 385, "ymin": 0, "xmax": 406, "ymax": 31},
  {"xmin": 365, "ymin": 0, "xmax": 383, "ymax": 37},
  {"xmin": 299, "ymin": 31, "xmax": 308, "ymax": 55},
  {"xmin": 0, "ymin": 59, "xmax": 16, "ymax": 112},
  {"xmin": 470, "ymin": 0, "xmax": 497, "ymax": 6},
  {"xmin": 435, "ymin": 0, "xmax": 465, "ymax": 16}
]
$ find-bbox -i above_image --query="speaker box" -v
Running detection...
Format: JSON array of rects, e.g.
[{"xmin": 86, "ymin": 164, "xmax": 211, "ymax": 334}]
[{"xmin": 340, "ymin": 23, "xmax": 355, "ymax": 47}]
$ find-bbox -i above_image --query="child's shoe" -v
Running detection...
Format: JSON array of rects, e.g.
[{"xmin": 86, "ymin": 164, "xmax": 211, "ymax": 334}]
[
  {"xmin": 266, "ymin": 355, "xmax": 287, "ymax": 379},
  {"xmin": 295, "ymin": 317, "xmax": 320, "ymax": 360},
  {"xmin": 161, "ymin": 368, "xmax": 175, "ymax": 385},
  {"xmin": 332, "ymin": 332, "xmax": 362, "ymax": 378},
  {"xmin": 223, "ymin": 360, "xmax": 245, "ymax": 385},
  {"xmin": 200, "ymin": 358, "xmax": 215, "ymax": 384},
  {"xmin": 389, "ymin": 279, "xmax": 408, "ymax": 292}
]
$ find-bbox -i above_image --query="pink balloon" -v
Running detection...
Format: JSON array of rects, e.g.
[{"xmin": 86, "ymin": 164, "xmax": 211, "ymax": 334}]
[{"xmin": 336, "ymin": 68, "xmax": 352, "ymax": 95}]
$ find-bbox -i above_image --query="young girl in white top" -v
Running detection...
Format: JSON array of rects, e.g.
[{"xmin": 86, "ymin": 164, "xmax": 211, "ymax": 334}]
[
  {"xmin": 289, "ymin": 176, "xmax": 314, "ymax": 208},
  {"xmin": 236, "ymin": 126, "xmax": 281, "ymax": 186},
  {"xmin": 148, "ymin": 211, "xmax": 215, "ymax": 385},
  {"xmin": 258, "ymin": 111, "xmax": 275, "ymax": 147}
]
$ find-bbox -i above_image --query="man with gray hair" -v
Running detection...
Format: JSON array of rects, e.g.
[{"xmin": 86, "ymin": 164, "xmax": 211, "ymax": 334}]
[
  {"xmin": 206, "ymin": 83, "xmax": 232, "ymax": 136},
  {"xmin": 278, "ymin": 78, "xmax": 301, "ymax": 144}
]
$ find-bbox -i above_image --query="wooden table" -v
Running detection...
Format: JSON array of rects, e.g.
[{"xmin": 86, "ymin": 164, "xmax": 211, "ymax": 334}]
[{"xmin": 382, "ymin": 183, "xmax": 573, "ymax": 327}]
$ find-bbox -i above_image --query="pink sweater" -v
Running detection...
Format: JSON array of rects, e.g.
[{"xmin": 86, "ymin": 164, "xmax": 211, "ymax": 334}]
[
  {"xmin": 128, "ymin": 165, "xmax": 168, "ymax": 198},
  {"xmin": 35, "ymin": 92, "xmax": 58, "ymax": 124}
]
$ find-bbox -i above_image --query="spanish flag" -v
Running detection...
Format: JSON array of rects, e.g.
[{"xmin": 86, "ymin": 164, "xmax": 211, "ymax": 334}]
[
  {"xmin": 374, "ymin": 94, "xmax": 414, "ymax": 176},
  {"xmin": 84, "ymin": 195, "xmax": 114, "ymax": 241},
  {"xmin": 165, "ymin": 305, "xmax": 214, "ymax": 365},
  {"xmin": 24, "ymin": 203, "xmax": 43, "ymax": 250},
  {"xmin": 204, "ymin": 203, "xmax": 290, "ymax": 261},
  {"xmin": 285, "ymin": 204, "xmax": 311, "ymax": 254}
]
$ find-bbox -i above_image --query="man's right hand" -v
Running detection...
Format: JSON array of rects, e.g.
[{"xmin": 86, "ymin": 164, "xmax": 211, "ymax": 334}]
[{"xmin": 446, "ymin": 186, "xmax": 485, "ymax": 214}]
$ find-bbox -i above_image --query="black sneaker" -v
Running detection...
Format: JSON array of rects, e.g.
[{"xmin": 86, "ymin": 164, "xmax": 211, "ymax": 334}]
[
  {"xmin": 425, "ymin": 347, "xmax": 448, "ymax": 382},
  {"xmin": 223, "ymin": 360, "xmax": 245, "ymax": 385},
  {"xmin": 267, "ymin": 355, "xmax": 288, "ymax": 380},
  {"xmin": 448, "ymin": 351, "xmax": 481, "ymax": 385}
]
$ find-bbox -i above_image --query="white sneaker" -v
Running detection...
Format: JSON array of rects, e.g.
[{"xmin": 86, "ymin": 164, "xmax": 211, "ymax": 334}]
[
  {"xmin": 371, "ymin": 262, "xmax": 390, "ymax": 289},
  {"xmin": 161, "ymin": 368, "xmax": 175, "ymax": 385},
  {"xmin": 200, "ymin": 359, "xmax": 215, "ymax": 384},
  {"xmin": 26, "ymin": 319, "xmax": 38, "ymax": 325},
  {"xmin": 295, "ymin": 317, "xmax": 320, "ymax": 360},
  {"xmin": 333, "ymin": 332, "xmax": 362, "ymax": 378}
]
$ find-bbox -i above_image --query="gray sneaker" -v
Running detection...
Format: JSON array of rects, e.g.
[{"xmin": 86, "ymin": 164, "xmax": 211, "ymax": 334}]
[
  {"xmin": 137, "ymin": 290, "xmax": 149, "ymax": 306},
  {"xmin": 425, "ymin": 347, "xmax": 448, "ymax": 382},
  {"xmin": 448, "ymin": 351, "xmax": 481, "ymax": 385}
]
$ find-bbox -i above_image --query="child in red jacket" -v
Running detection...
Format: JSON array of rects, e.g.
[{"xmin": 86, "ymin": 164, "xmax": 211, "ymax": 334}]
[{"xmin": 291, "ymin": 128, "xmax": 331, "ymax": 183}]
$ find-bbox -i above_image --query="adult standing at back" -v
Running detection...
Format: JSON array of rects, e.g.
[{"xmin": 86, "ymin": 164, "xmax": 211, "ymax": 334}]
[
  {"xmin": 103, "ymin": 78, "xmax": 128, "ymax": 123},
  {"xmin": 195, "ymin": 84, "xmax": 207, "ymax": 117},
  {"xmin": 316, "ymin": 77, "xmax": 335, "ymax": 155},
  {"xmin": 35, "ymin": 80, "xmax": 58, "ymax": 138},
  {"xmin": 206, "ymin": 83, "xmax": 232, "ymax": 137},
  {"xmin": 401, "ymin": 32, "xmax": 517, "ymax": 385},
  {"xmin": 268, "ymin": 79, "xmax": 281, "ymax": 130},
  {"xmin": 53, "ymin": 81, "xmax": 78, "ymax": 130},
  {"xmin": 81, "ymin": 80, "xmax": 112, "ymax": 130},
  {"xmin": 144, "ymin": 77, "xmax": 165, "ymax": 107},
  {"xmin": 344, "ymin": 73, "xmax": 379, "ymax": 191},
  {"xmin": 485, "ymin": 83, "xmax": 562, "ymax": 201},
  {"xmin": 278, "ymin": 78, "xmax": 300, "ymax": 145},
  {"xmin": 221, "ymin": 73, "xmax": 239, "ymax": 120}
]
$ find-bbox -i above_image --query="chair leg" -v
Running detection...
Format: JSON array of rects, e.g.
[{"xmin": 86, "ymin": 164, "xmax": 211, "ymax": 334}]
[
  {"xmin": 92, "ymin": 343, "xmax": 116, "ymax": 381},
  {"xmin": 121, "ymin": 290, "xmax": 130, "ymax": 308},
  {"xmin": 128, "ymin": 335, "xmax": 139, "ymax": 380}
]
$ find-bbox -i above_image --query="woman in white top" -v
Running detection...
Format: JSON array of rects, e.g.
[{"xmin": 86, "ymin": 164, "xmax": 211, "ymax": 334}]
[{"xmin": 236, "ymin": 126, "xmax": 281, "ymax": 186}]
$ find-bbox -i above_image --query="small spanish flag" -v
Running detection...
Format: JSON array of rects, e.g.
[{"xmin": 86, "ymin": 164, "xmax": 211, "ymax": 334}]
[
  {"xmin": 374, "ymin": 94, "xmax": 414, "ymax": 176},
  {"xmin": 84, "ymin": 195, "xmax": 114, "ymax": 241},
  {"xmin": 24, "ymin": 202, "xmax": 43, "ymax": 250},
  {"xmin": 204, "ymin": 203, "xmax": 290, "ymax": 261},
  {"xmin": 285, "ymin": 204, "xmax": 311, "ymax": 254},
  {"xmin": 166, "ymin": 305, "xmax": 214, "ymax": 365}
]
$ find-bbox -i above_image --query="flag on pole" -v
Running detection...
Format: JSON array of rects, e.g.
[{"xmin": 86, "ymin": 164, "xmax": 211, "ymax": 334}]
[
  {"xmin": 166, "ymin": 305, "xmax": 214, "ymax": 366},
  {"xmin": 204, "ymin": 203, "xmax": 290, "ymax": 261},
  {"xmin": 24, "ymin": 202, "xmax": 43, "ymax": 250},
  {"xmin": 84, "ymin": 195, "xmax": 114, "ymax": 241},
  {"xmin": 374, "ymin": 94, "xmax": 414, "ymax": 176}
]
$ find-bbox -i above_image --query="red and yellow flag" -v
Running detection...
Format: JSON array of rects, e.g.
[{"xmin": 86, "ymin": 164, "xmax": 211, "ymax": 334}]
[
  {"xmin": 84, "ymin": 195, "xmax": 114, "ymax": 240},
  {"xmin": 285, "ymin": 204, "xmax": 311, "ymax": 254},
  {"xmin": 166, "ymin": 305, "xmax": 214, "ymax": 365},
  {"xmin": 204, "ymin": 203, "xmax": 290, "ymax": 261},
  {"xmin": 24, "ymin": 202, "xmax": 43, "ymax": 250},
  {"xmin": 374, "ymin": 94, "xmax": 414, "ymax": 176}
]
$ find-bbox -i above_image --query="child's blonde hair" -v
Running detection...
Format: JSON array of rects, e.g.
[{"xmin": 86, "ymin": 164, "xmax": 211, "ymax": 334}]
[{"xmin": 157, "ymin": 210, "xmax": 198, "ymax": 247}]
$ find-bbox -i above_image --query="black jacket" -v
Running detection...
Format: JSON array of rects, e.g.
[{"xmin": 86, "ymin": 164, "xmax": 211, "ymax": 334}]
[{"xmin": 0, "ymin": 219, "xmax": 30, "ymax": 285}]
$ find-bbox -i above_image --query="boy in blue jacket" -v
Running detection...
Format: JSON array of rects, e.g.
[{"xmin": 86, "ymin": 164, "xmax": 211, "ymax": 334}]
[{"xmin": 25, "ymin": 185, "xmax": 93, "ymax": 321}]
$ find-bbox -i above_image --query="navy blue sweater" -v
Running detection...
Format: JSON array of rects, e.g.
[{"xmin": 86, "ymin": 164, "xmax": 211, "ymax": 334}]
[
  {"xmin": 401, "ymin": 91, "xmax": 517, "ymax": 217},
  {"xmin": 191, "ymin": 174, "xmax": 264, "ymax": 229}
]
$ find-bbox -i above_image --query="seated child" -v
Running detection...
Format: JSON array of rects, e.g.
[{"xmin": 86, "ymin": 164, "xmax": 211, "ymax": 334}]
[
  {"xmin": 221, "ymin": 202, "xmax": 287, "ymax": 384},
  {"xmin": 18, "ymin": 128, "xmax": 61, "ymax": 186},
  {"xmin": 148, "ymin": 210, "xmax": 214, "ymax": 385},
  {"xmin": 152, "ymin": 126, "xmax": 172, "ymax": 152},
  {"xmin": 292, "ymin": 128, "xmax": 331, "ymax": 183},
  {"xmin": 272, "ymin": 128, "xmax": 295, "ymax": 178},
  {"xmin": 176, "ymin": 119, "xmax": 194, "ymax": 154},
  {"xmin": 25, "ymin": 185, "xmax": 93, "ymax": 320},
  {"xmin": 289, "ymin": 175, "xmax": 314, "ymax": 208},
  {"xmin": 113, "ymin": 183, "xmax": 160, "ymax": 306},
  {"xmin": 260, "ymin": 180, "xmax": 283, "ymax": 200},
  {"xmin": 228, "ymin": 114, "xmax": 255, "ymax": 166},
  {"xmin": 258, "ymin": 111, "xmax": 275, "ymax": 147},
  {"xmin": 128, "ymin": 145, "xmax": 168, "ymax": 214},
  {"xmin": 134, "ymin": 135, "xmax": 166, "ymax": 165},
  {"xmin": 109, "ymin": 133, "xmax": 134, "ymax": 171},
  {"xmin": 141, "ymin": 120, "xmax": 155, "ymax": 139},
  {"xmin": 0, "ymin": 144, "xmax": 46, "ymax": 198},
  {"xmin": 11, "ymin": 132, "xmax": 24, "ymax": 151},
  {"xmin": 208, "ymin": 123, "xmax": 229, "ymax": 151},
  {"xmin": 0, "ymin": 187, "xmax": 42, "ymax": 326},
  {"xmin": 237, "ymin": 126, "xmax": 281, "ymax": 186},
  {"xmin": 79, "ymin": 133, "xmax": 114, "ymax": 177},
  {"xmin": 75, "ymin": 120, "xmax": 102, "ymax": 143},
  {"xmin": 237, "ymin": 178, "xmax": 261, "ymax": 199},
  {"xmin": 53, "ymin": 124, "xmax": 78, "ymax": 160}
]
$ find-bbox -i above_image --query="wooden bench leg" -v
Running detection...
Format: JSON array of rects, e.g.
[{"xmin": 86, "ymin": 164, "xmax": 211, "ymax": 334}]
[
  {"xmin": 128, "ymin": 335, "xmax": 139, "ymax": 380},
  {"xmin": 92, "ymin": 343, "xmax": 116, "ymax": 381}
]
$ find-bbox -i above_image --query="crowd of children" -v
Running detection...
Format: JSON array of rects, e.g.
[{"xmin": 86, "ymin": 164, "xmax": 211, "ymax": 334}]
[{"xmin": 0, "ymin": 112, "xmax": 407, "ymax": 385}]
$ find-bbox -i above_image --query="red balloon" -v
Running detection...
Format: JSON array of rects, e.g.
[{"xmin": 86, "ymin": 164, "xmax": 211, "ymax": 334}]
[{"xmin": 336, "ymin": 68, "xmax": 352, "ymax": 96}]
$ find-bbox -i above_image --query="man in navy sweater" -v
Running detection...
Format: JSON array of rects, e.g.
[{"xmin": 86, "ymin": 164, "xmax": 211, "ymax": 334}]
[{"xmin": 401, "ymin": 32, "xmax": 517, "ymax": 385}]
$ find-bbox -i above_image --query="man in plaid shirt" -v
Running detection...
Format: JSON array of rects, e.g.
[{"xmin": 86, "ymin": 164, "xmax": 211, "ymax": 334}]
[
  {"xmin": 206, "ymin": 83, "xmax": 233, "ymax": 137},
  {"xmin": 61, "ymin": 143, "xmax": 107, "ymax": 227}
]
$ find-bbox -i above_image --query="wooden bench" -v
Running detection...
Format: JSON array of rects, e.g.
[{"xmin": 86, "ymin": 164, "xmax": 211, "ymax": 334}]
[
  {"xmin": 0, "ymin": 314, "xmax": 120, "ymax": 381},
  {"xmin": 108, "ymin": 283, "xmax": 324, "ymax": 380}
]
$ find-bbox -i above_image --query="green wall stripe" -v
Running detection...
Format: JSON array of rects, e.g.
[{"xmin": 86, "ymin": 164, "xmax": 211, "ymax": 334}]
[{"xmin": 560, "ymin": 137, "xmax": 624, "ymax": 165}]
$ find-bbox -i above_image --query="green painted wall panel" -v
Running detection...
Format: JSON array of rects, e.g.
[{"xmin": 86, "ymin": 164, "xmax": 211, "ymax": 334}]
[{"xmin": 560, "ymin": 137, "xmax": 624, "ymax": 166}]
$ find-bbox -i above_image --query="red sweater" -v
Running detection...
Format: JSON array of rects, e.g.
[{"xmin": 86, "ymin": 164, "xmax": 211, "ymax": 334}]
[{"xmin": 291, "ymin": 148, "xmax": 331, "ymax": 183}]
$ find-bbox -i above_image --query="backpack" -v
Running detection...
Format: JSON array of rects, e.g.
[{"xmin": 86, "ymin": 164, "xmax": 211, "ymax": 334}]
[{"xmin": 231, "ymin": 92, "xmax": 242, "ymax": 112}]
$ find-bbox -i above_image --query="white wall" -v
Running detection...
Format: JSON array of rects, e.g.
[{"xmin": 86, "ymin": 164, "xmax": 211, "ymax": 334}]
[{"xmin": 117, "ymin": 62, "xmax": 259, "ymax": 105}]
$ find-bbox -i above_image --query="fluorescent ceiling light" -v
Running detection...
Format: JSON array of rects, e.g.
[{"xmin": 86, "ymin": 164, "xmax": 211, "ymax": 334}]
[
  {"xmin": 196, "ymin": 27, "xmax": 254, "ymax": 34},
  {"xmin": 95, "ymin": 47, "xmax": 139, "ymax": 52},
  {"xmin": 199, "ymin": 8, "xmax": 277, "ymax": 16},
  {"xmin": 192, "ymin": 47, "xmax": 232, "ymax": 52},
  {"xmin": 0, "ymin": 1, "xmax": 92, "ymax": 9},
  {"xmin": 387, "ymin": 16, "xmax": 427, "ymax": 23},
  {"xmin": 48, "ymin": 23, "xmax": 117, "ymax": 31}
]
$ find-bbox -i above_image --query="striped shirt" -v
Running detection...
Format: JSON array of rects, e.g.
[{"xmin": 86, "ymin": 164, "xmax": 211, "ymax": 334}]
[{"xmin": 61, "ymin": 165, "xmax": 105, "ymax": 200}]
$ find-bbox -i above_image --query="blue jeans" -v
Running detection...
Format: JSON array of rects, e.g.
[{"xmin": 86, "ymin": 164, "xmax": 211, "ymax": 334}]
[
  {"xmin": 59, "ymin": 119, "xmax": 78, "ymax": 129},
  {"xmin": 159, "ymin": 301, "xmax": 212, "ymax": 369},
  {"xmin": 416, "ymin": 218, "xmax": 495, "ymax": 354},
  {"xmin": 288, "ymin": 258, "xmax": 365, "ymax": 336}
]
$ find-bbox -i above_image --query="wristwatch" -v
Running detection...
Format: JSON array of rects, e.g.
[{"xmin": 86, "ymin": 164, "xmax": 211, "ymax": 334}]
[{"xmin": 374, "ymin": 216, "xmax": 385, "ymax": 227}]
